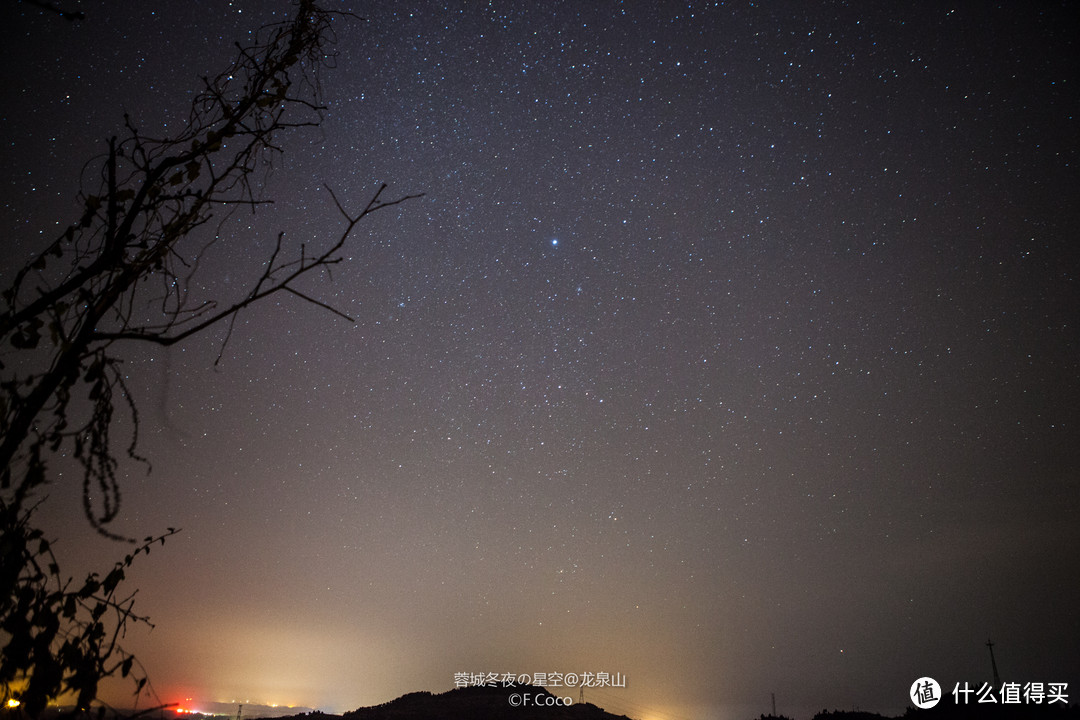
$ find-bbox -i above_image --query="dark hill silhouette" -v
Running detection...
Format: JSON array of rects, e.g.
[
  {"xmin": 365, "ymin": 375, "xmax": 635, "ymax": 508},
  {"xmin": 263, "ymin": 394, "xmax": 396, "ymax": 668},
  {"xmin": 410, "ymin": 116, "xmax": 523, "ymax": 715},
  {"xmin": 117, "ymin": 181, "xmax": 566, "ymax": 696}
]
[
  {"xmin": 895, "ymin": 695, "xmax": 1080, "ymax": 720},
  {"xmin": 808, "ymin": 702, "xmax": 1080, "ymax": 720},
  {"xmin": 340, "ymin": 685, "xmax": 632, "ymax": 720},
  {"xmin": 251, "ymin": 688, "xmax": 1080, "ymax": 720},
  {"xmin": 809, "ymin": 711, "xmax": 889, "ymax": 720}
]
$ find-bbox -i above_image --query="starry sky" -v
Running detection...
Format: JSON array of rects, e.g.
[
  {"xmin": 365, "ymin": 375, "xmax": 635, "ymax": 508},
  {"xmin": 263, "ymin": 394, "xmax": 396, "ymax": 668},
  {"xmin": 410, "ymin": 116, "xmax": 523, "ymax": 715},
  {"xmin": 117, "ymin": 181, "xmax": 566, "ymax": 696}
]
[{"xmin": 2, "ymin": 1, "xmax": 1079, "ymax": 719}]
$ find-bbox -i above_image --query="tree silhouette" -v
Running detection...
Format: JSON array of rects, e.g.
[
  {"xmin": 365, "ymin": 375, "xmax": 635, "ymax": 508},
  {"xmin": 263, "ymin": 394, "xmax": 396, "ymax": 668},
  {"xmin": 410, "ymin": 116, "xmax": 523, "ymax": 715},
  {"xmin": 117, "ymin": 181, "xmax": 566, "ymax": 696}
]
[{"xmin": 1, "ymin": 1, "xmax": 418, "ymax": 714}]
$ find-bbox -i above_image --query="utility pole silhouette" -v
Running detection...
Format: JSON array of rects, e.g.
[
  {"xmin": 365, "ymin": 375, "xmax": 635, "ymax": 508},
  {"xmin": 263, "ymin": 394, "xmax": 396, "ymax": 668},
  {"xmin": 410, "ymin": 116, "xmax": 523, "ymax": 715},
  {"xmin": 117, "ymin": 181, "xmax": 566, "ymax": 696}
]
[
  {"xmin": 986, "ymin": 639, "xmax": 1001, "ymax": 687},
  {"xmin": 771, "ymin": 693, "xmax": 776, "ymax": 716}
]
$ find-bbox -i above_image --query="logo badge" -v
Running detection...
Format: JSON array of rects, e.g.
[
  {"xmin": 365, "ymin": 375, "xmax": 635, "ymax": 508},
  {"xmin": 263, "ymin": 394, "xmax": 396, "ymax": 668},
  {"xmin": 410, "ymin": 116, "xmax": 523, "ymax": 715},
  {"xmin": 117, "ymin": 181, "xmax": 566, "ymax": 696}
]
[{"xmin": 911, "ymin": 677, "xmax": 942, "ymax": 709}]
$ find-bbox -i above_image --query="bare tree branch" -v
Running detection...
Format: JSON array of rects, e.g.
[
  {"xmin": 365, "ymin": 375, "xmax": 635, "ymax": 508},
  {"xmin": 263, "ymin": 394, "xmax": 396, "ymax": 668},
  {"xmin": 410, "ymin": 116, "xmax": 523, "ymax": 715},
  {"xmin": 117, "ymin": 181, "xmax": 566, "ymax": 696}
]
[
  {"xmin": 19, "ymin": 0, "xmax": 86, "ymax": 21},
  {"xmin": 1, "ymin": 2, "xmax": 417, "ymax": 715}
]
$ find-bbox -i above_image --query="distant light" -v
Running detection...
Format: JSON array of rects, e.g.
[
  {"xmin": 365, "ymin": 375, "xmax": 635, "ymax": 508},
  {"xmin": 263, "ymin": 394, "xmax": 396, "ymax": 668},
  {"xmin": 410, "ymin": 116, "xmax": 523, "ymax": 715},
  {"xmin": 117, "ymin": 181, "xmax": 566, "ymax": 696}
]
[
  {"xmin": 7, "ymin": 699, "xmax": 21, "ymax": 709},
  {"xmin": 551, "ymin": 238, "xmax": 559, "ymax": 247}
]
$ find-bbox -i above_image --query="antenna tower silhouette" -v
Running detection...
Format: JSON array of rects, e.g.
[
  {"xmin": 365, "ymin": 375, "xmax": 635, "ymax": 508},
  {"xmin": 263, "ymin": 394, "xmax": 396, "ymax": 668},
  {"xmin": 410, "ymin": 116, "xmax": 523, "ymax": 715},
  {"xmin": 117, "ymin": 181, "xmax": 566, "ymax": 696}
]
[{"xmin": 986, "ymin": 639, "xmax": 1001, "ymax": 687}]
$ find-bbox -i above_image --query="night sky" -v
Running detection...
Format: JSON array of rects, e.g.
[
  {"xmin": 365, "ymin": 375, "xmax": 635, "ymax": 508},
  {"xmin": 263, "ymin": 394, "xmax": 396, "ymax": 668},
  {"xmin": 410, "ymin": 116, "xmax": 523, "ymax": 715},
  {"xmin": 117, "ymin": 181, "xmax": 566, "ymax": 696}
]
[{"xmin": 2, "ymin": 1, "xmax": 1079, "ymax": 719}]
